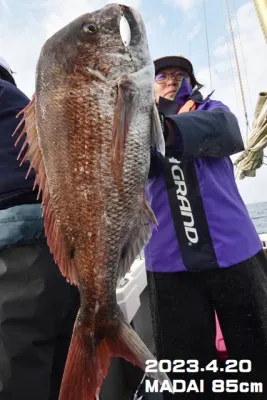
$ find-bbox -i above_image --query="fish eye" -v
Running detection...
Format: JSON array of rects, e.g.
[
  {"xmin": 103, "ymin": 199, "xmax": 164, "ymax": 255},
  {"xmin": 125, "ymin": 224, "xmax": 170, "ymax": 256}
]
[{"xmin": 82, "ymin": 23, "xmax": 98, "ymax": 34}]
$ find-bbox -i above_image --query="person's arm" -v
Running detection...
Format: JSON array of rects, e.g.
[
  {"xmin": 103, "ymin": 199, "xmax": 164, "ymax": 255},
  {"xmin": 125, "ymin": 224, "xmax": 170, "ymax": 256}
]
[
  {"xmin": 148, "ymin": 147, "xmax": 162, "ymax": 178},
  {"xmin": 165, "ymin": 100, "xmax": 244, "ymax": 159}
]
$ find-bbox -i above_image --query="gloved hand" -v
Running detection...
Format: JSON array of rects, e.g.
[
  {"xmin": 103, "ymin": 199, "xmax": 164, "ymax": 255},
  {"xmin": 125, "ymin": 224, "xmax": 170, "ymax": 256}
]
[
  {"xmin": 157, "ymin": 96, "xmax": 180, "ymax": 115},
  {"xmin": 157, "ymin": 96, "xmax": 180, "ymax": 142},
  {"xmin": 158, "ymin": 111, "xmax": 169, "ymax": 141},
  {"xmin": 157, "ymin": 97, "xmax": 184, "ymax": 155}
]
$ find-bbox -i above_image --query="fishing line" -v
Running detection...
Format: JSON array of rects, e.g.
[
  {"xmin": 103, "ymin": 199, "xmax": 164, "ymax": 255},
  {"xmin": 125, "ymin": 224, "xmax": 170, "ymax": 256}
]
[
  {"xmin": 223, "ymin": 11, "xmax": 239, "ymax": 115},
  {"xmin": 202, "ymin": 0, "xmax": 213, "ymax": 93},
  {"xmin": 224, "ymin": 0, "xmax": 251, "ymax": 145},
  {"xmin": 133, "ymin": 372, "xmax": 146, "ymax": 399},
  {"xmin": 232, "ymin": 0, "xmax": 253, "ymax": 116}
]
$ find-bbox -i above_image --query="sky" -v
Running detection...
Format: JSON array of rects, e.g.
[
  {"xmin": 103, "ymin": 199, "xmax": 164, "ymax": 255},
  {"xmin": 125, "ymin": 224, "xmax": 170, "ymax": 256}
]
[{"xmin": 0, "ymin": 0, "xmax": 266, "ymax": 204}]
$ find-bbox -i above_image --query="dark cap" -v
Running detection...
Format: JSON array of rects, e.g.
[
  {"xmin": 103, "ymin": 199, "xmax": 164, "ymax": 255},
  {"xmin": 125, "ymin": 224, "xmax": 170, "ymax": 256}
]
[{"xmin": 154, "ymin": 55, "xmax": 197, "ymax": 88}]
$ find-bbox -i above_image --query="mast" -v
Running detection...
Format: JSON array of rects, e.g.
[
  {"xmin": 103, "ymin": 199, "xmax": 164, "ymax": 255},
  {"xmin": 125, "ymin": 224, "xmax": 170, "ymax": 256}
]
[{"xmin": 253, "ymin": 0, "xmax": 267, "ymax": 42}]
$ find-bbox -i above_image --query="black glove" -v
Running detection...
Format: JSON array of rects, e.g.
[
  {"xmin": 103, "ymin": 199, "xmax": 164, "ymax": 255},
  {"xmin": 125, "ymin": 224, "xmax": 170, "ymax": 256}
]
[
  {"xmin": 158, "ymin": 111, "xmax": 169, "ymax": 141},
  {"xmin": 157, "ymin": 96, "xmax": 180, "ymax": 141},
  {"xmin": 157, "ymin": 97, "xmax": 184, "ymax": 158},
  {"xmin": 158, "ymin": 96, "xmax": 180, "ymax": 115}
]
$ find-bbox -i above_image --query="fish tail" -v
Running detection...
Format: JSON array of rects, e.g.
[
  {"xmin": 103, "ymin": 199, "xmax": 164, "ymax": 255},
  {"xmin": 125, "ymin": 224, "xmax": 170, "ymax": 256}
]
[
  {"xmin": 109, "ymin": 314, "xmax": 169, "ymax": 383},
  {"xmin": 58, "ymin": 324, "xmax": 105, "ymax": 400},
  {"xmin": 59, "ymin": 313, "xmax": 170, "ymax": 400}
]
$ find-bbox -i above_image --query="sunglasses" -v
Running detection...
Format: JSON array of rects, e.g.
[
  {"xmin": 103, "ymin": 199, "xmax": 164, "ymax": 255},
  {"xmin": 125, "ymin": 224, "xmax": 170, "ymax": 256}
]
[{"xmin": 155, "ymin": 71, "xmax": 188, "ymax": 84}]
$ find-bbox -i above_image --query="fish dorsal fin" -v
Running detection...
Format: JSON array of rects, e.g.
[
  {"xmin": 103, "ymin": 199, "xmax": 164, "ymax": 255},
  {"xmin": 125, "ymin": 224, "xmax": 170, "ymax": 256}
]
[
  {"xmin": 117, "ymin": 196, "xmax": 157, "ymax": 282},
  {"xmin": 111, "ymin": 77, "xmax": 139, "ymax": 190},
  {"xmin": 13, "ymin": 95, "xmax": 78, "ymax": 285}
]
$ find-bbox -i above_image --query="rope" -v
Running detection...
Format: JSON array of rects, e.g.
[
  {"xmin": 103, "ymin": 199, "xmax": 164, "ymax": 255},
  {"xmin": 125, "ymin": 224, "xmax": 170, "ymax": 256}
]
[
  {"xmin": 224, "ymin": 0, "xmax": 250, "ymax": 145},
  {"xmin": 253, "ymin": 0, "xmax": 267, "ymax": 42},
  {"xmin": 202, "ymin": 0, "xmax": 212, "ymax": 93}
]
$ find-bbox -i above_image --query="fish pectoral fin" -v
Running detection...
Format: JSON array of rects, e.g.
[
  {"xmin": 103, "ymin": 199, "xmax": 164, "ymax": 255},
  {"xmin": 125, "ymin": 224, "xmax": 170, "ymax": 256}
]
[
  {"xmin": 117, "ymin": 201, "xmax": 157, "ymax": 282},
  {"xmin": 111, "ymin": 77, "xmax": 139, "ymax": 187},
  {"xmin": 151, "ymin": 103, "xmax": 165, "ymax": 156},
  {"xmin": 13, "ymin": 94, "xmax": 77, "ymax": 286},
  {"xmin": 58, "ymin": 313, "xmax": 169, "ymax": 400}
]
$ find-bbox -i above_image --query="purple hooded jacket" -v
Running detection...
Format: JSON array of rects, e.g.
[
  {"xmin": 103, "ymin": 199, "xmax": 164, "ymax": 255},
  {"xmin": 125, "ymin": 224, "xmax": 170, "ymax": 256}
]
[{"xmin": 144, "ymin": 79, "xmax": 262, "ymax": 273}]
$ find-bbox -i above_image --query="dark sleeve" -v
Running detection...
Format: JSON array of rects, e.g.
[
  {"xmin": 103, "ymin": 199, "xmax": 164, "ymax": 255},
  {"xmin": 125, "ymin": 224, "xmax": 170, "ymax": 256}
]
[
  {"xmin": 0, "ymin": 80, "xmax": 29, "ymax": 112},
  {"xmin": 148, "ymin": 148, "xmax": 162, "ymax": 178},
  {"xmin": 166, "ymin": 101, "xmax": 244, "ymax": 159},
  {"xmin": 0, "ymin": 80, "xmax": 39, "ymax": 208}
]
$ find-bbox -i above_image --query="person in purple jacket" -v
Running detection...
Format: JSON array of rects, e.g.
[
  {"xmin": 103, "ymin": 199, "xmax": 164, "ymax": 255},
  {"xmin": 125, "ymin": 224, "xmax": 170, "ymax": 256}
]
[{"xmin": 145, "ymin": 55, "xmax": 267, "ymax": 399}]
